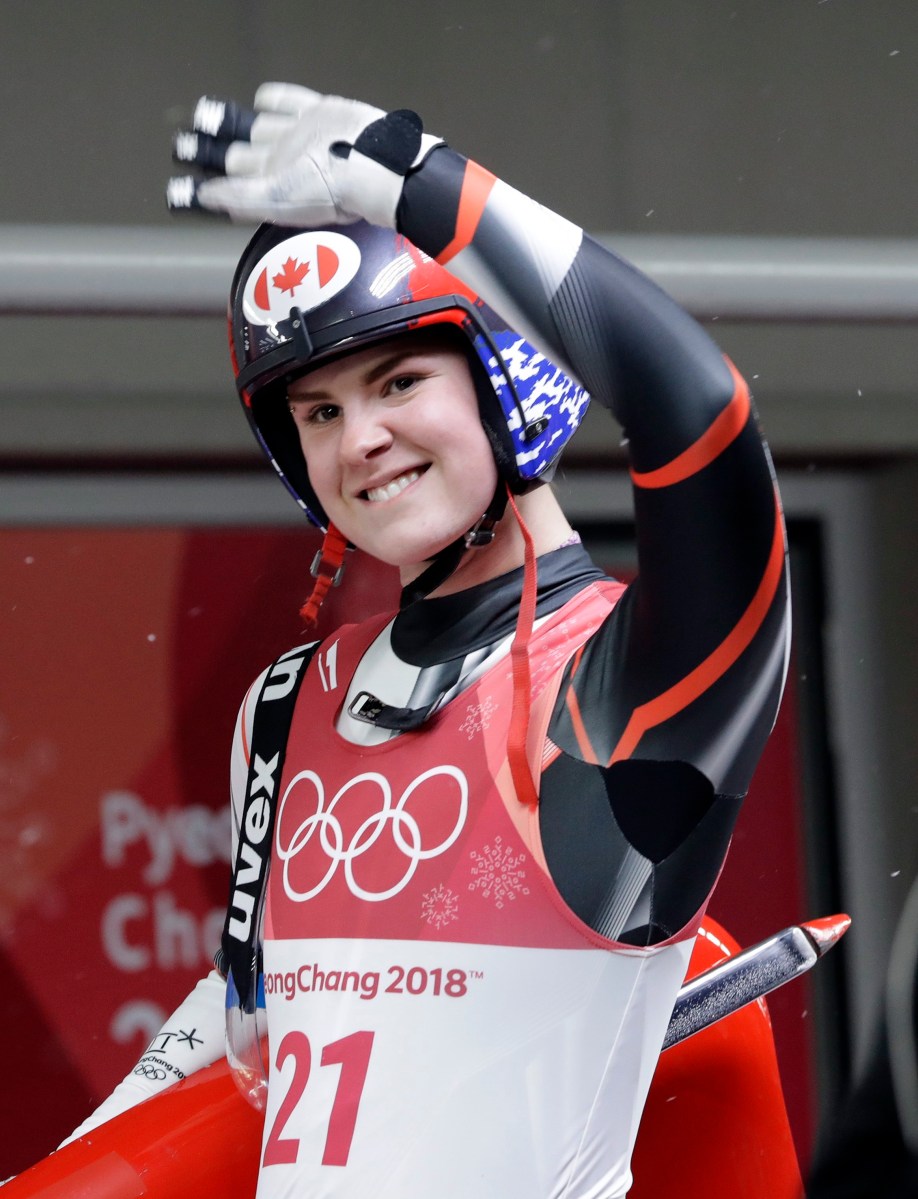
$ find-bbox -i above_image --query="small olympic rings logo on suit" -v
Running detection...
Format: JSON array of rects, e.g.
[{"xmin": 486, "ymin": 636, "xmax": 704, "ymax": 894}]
[
  {"xmin": 275, "ymin": 766, "xmax": 469, "ymax": 901},
  {"xmin": 133, "ymin": 1063, "xmax": 167, "ymax": 1082}
]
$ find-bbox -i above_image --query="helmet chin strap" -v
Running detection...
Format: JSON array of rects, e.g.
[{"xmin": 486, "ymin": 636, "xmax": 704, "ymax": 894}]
[
  {"xmin": 300, "ymin": 524, "xmax": 349, "ymax": 625},
  {"xmin": 504, "ymin": 489, "xmax": 539, "ymax": 808},
  {"xmin": 300, "ymin": 484, "xmax": 511, "ymax": 625},
  {"xmin": 398, "ymin": 483, "xmax": 509, "ymax": 608}
]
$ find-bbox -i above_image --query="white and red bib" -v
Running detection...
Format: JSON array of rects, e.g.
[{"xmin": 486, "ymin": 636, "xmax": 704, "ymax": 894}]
[{"xmin": 257, "ymin": 582, "xmax": 696, "ymax": 1199}]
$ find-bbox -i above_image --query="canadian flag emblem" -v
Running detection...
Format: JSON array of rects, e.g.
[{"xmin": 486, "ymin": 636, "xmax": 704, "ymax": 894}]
[{"xmin": 242, "ymin": 231, "xmax": 362, "ymax": 325}]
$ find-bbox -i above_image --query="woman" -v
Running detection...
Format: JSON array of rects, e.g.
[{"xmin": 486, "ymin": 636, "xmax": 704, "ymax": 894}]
[{"xmin": 67, "ymin": 84, "xmax": 790, "ymax": 1198}]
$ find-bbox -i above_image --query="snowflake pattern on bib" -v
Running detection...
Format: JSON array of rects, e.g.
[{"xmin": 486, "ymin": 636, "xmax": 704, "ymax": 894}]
[
  {"xmin": 468, "ymin": 836, "xmax": 530, "ymax": 909},
  {"xmin": 420, "ymin": 883, "xmax": 460, "ymax": 930},
  {"xmin": 459, "ymin": 697, "xmax": 498, "ymax": 740}
]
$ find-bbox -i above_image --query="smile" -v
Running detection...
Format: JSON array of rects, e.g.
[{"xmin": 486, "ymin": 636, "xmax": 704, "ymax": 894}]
[{"xmin": 364, "ymin": 469, "xmax": 424, "ymax": 503}]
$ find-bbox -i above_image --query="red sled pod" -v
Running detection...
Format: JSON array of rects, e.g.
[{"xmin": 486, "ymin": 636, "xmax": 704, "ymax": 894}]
[
  {"xmin": 629, "ymin": 917, "xmax": 824, "ymax": 1199},
  {"xmin": 3, "ymin": 1057, "xmax": 264, "ymax": 1199}
]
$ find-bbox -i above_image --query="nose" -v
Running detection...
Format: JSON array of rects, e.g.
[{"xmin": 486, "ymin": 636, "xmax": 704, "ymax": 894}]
[{"xmin": 338, "ymin": 401, "xmax": 393, "ymax": 465}]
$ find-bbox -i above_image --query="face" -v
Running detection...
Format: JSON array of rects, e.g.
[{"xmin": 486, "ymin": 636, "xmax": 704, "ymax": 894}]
[{"xmin": 287, "ymin": 332, "xmax": 499, "ymax": 577}]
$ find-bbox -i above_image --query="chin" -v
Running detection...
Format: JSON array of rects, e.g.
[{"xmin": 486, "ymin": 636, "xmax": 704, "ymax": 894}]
[
  {"xmin": 368, "ymin": 532, "xmax": 465, "ymax": 573},
  {"xmin": 336, "ymin": 504, "xmax": 490, "ymax": 571}
]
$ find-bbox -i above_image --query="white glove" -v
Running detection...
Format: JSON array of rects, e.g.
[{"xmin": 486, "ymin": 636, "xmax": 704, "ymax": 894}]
[
  {"xmin": 57, "ymin": 970, "xmax": 227, "ymax": 1147},
  {"xmin": 167, "ymin": 83, "xmax": 444, "ymax": 228}
]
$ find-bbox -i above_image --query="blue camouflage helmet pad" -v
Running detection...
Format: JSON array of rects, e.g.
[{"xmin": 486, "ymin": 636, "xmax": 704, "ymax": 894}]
[{"xmin": 475, "ymin": 331, "xmax": 591, "ymax": 481}]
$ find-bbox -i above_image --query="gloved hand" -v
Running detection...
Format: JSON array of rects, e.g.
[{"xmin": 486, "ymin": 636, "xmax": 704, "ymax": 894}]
[
  {"xmin": 167, "ymin": 83, "xmax": 444, "ymax": 228},
  {"xmin": 57, "ymin": 970, "xmax": 227, "ymax": 1148}
]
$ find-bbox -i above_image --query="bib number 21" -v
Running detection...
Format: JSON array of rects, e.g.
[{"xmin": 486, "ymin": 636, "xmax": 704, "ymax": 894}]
[{"xmin": 263, "ymin": 1029, "xmax": 375, "ymax": 1168}]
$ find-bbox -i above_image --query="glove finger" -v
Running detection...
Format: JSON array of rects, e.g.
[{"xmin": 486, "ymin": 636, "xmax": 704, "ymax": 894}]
[
  {"xmin": 165, "ymin": 174, "xmax": 209, "ymax": 213},
  {"xmin": 172, "ymin": 129, "xmax": 271, "ymax": 177},
  {"xmin": 172, "ymin": 130, "xmax": 230, "ymax": 172},
  {"xmin": 253, "ymin": 81, "xmax": 324, "ymax": 116},
  {"xmin": 194, "ymin": 174, "xmax": 298, "ymax": 222},
  {"xmin": 166, "ymin": 173, "xmax": 280, "ymax": 220},
  {"xmin": 249, "ymin": 111, "xmax": 297, "ymax": 146},
  {"xmin": 191, "ymin": 96, "xmax": 256, "ymax": 142},
  {"xmin": 196, "ymin": 174, "xmax": 345, "ymax": 226},
  {"xmin": 224, "ymin": 141, "xmax": 272, "ymax": 178}
]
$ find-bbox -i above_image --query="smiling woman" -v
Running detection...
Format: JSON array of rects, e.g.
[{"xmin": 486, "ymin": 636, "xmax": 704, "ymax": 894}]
[{"xmin": 39, "ymin": 83, "xmax": 795, "ymax": 1199}]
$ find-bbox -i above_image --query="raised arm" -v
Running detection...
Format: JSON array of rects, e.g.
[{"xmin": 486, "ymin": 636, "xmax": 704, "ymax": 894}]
[
  {"xmin": 170, "ymin": 84, "xmax": 788, "ymax": 800},
  {"xmin": 396, "ymin": 140, "xmax": 789, "ymax": 942},
  {"xmin": 397, "ymin": 147, "xmax": 787, "ymax": 799}
]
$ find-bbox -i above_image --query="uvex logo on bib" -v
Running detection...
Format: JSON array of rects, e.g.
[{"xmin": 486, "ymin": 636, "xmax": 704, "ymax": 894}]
[{"xmin": 242, "ymin": 231, "xmax": 362, "ymax": 325}]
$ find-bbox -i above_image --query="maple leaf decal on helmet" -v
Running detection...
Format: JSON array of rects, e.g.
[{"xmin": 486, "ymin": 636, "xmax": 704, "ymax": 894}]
[{"xmin": 272, "ymin": 256, "xmax": 310, "ymax": 295}]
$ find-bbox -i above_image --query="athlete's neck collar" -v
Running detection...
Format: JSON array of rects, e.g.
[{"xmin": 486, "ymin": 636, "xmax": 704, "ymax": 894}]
[{"xmin": 391, "ymin": 542, "xmax": 606, "ymax": 667}]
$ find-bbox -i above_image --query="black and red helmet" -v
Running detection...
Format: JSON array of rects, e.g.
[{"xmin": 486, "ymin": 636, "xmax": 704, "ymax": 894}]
[{"xmin": 229, "ymin": 221, "xmax": 590, "ymax": 530}]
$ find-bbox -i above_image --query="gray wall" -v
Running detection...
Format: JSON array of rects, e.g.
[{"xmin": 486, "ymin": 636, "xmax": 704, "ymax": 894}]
[
  {"xmin": 5, "ymin": 0, "xmax": 918, "ymax": 237},
  {"xmin": 3, "ymin": 0, "xmax": 918, "ymax": 1070}
]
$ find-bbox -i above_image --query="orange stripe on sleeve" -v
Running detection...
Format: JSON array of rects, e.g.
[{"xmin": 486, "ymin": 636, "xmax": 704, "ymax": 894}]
[
  {"xmin": 566, "ymin": 684, "xmax": 601, "ymax": 766},
  {"xmin": 562, "ymin": 646, "xmax": 601, "ymax": 765},
  {"xmin": 630, "ymin": 360, "xmax": 750, "ymax": 490},
  {"xmin": 436, "ymin": 160, "xmax": 497, "ymax": 265},
  {"xmin": 608, "ymin": 491, "xmax": 785, "ymax": 764}
]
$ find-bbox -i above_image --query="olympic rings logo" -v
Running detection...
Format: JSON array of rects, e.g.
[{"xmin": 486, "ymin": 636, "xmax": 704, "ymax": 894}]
[
  {"xmin": 275, "ymin": 765, "xmax": 468, "ymax": 902},
  {"xmin": 134, "ymin": 1064, "xmax": 167, "ymax": 1082}
]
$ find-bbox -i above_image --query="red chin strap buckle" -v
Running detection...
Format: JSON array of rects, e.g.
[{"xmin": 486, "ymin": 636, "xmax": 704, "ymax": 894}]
[{"xmin": 300, "ymin": 524, "xmax": 349, "ymax": 625}]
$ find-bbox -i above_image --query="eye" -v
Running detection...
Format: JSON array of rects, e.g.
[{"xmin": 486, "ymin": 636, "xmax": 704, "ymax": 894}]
[
  {"xmin": 290, "ymin": 402, "xmax": 340, "ymax": 427},
  {"xmin": 387, "ymin": 372, "xmax": 425, "ymax": 398}
]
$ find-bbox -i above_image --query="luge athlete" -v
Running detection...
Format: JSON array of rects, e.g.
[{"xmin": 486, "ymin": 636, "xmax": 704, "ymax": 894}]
[{"xmin": 63, "ymin": 84, "xmax": 790, "ymax": 1198}]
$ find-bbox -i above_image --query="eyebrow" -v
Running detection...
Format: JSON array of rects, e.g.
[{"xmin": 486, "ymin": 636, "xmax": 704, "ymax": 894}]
[{"xmin": 287, "ymin": 348, "xmax": 423, "ymax": 403}]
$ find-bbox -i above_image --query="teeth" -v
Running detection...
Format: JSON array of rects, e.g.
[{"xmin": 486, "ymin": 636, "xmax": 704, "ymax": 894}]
[{"xmin": 366, "ymin": 470, "xmax": 421, "ymax": 503}]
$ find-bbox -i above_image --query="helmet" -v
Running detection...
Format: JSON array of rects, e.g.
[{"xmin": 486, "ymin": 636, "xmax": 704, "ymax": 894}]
[{"xmin": 228, "ymin": 221, "xmax": 590, "ymax": 531}]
